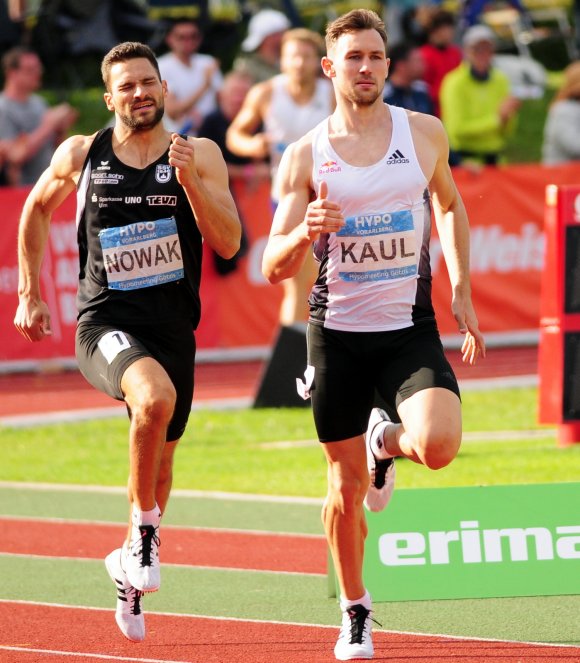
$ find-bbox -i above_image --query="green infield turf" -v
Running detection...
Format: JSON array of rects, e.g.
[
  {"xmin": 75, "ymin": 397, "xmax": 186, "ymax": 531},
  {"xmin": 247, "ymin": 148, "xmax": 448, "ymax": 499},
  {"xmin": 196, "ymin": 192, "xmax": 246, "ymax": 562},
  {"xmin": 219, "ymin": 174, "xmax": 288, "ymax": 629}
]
[{"xmin": 1, "ymin": 387, "xmax": 578, "ymax": 496}]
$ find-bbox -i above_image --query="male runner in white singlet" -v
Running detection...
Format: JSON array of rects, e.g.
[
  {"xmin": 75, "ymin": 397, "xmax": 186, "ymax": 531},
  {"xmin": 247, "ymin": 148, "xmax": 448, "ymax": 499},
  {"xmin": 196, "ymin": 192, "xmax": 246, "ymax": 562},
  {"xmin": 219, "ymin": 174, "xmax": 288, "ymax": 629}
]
[
  {"xmin": 262, "ymin": 10, "xmax": 485, "ymax": 661},
  {"xmin": 14, "ymin": 42, "xmax": 241, "ymax": 643}
]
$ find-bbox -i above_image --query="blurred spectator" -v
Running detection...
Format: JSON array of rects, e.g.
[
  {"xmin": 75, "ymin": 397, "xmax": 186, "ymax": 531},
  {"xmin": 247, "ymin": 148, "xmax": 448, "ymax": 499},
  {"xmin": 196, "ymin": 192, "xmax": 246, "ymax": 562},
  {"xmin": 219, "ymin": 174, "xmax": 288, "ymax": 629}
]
[
  {"xmin": 384, "ymin": 42, "xmax": 434, "ymax": 114},
  {"xmin": 233, "ymin": 9, "xmax": 291, "ymax": 83},
  {"xmin": 227, "ymin": 28, "xmax": 333, "ymax": 201},
  {"xmin": 227, "ymin": 27, "xmax": 334, "ymax": 325},
  {"xmin": 542, "ymin": 61, "xmax": 580, "ymax": 164},
  {"xmin": 1, "ymin": 0, "xmax": 24, "ymax": 56},
  {"xmin": 198, "ymin": 70, "xmax": 269, "ymax": 184},
  {"xmin": 198, "ymin": 70, "xmax": 268, "ymax": 275},
  {"xmin": 384, "ymin": 0, "xmax": 438, "ymax": 45},
  {"xmin": 440, "ymin": 25, "xmax": 520, "ymax": 167},
  {"xmin": 459, "ymin": 0, "xmax": 531, "ymax": 30},
  {"xmin": 158, "ymin": 18, "xmax": 223, "ymax": 134},
  {"xmin": 419, "ymin": 10, "xmax": 462, "ymax": 116},
  {"xmin": 0, "ymin": 47, "xmax": 77, "ymax": 186}
]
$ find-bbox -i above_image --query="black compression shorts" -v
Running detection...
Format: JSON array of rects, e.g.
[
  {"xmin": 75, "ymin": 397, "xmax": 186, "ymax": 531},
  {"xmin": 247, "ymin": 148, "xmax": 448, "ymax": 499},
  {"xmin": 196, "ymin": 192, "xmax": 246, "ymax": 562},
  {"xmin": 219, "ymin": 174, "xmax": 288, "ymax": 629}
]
[
  {"xmin": 75, "ymin": 319, "xmax": 196, "ymax": 441},
  {"xmin": 307, "ymin": 321, "xmax": 460, "ymax": 443}
]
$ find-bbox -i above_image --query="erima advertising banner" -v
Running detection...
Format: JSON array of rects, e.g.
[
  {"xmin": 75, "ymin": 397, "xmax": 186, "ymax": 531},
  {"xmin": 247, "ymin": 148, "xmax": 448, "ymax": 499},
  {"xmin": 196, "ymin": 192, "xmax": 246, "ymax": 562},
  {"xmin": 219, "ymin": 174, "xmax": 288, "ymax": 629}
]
[{"xmin": 362, "ymin": 482, "xmax": 580, "ymax": 602}]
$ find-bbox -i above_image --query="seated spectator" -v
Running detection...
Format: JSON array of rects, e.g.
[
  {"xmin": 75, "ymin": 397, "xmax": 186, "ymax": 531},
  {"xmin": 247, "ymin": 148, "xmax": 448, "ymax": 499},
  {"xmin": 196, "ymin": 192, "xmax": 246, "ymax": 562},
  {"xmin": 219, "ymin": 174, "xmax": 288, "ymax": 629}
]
[
  {"xmin": 0, "ymin": 46, "xmax": 77, "ymax": 186},
  {"xmin": 542, "ymin": 61, "xmax": 580, "ymax": 164},
  {"xmin": 384, "ymin": 42, "xmax": 434, "ymax": 114},
  {"xmin": 157, "ymin": 18, "xmax": 223, "ymax": 134},
  {"xmin": 232, "ymin": 9, "xmax": 291, "ymax": 83},
  {"xmin": 419, "ymin": 10, "xmax": 463, "ymax": 116},
  {"xmin": 440, "ymin": 25, "xmax": 520, "ymax": 167}
]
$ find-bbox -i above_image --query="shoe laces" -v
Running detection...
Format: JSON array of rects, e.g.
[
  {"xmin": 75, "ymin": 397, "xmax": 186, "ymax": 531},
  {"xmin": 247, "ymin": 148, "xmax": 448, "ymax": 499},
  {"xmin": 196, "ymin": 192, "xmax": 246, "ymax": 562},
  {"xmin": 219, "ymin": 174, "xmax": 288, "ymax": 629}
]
[
  {"xmin": 341, "ymin": 604, "xmax": 382, "ymax": 645},
  {"xmin": 130, "ymin": 525, "xmax": 160, "ymax": 567},
  {"xmin": 372, "ymin": 457, "xmax": 394, "ymax": 490},
  {"xmin": 115, "ymin": 580, "xmax": 143, "ymax": 616}
]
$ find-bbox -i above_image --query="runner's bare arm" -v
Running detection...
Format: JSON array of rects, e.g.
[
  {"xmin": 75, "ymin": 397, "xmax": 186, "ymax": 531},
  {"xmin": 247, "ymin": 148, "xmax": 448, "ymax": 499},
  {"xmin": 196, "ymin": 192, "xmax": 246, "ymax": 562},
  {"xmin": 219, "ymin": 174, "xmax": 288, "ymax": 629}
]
[
  {"xmin": 14, "ymin": 134, "xmax": 93, "ymax": 342},
  {"xmin": 262, "ymin": 139, "xmax": 344, "ymax": 284},
  {"xmin": 225, "ymin": 82, "xmax": 271, "ymax": 159},
  {"xmin": 170, "ymin": 134, "xmax": 241, "ymax": 258},
  {"xmin": 425, "ymin": 117, "xmax": 486, "ymax": 363}
]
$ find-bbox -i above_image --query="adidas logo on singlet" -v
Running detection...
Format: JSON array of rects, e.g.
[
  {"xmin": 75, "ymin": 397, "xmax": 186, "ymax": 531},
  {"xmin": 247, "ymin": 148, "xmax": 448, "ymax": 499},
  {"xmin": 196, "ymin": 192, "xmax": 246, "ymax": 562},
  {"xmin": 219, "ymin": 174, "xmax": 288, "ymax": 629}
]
[{"xmin": 386, "ymin": 149, "xmax": 410, "ymax": 165}]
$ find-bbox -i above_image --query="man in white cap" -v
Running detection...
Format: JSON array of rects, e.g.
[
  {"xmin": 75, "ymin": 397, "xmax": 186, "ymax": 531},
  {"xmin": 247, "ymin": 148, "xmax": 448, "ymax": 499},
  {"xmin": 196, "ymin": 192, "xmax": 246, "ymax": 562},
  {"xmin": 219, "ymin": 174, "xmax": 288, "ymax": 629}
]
[
  {"xmin": 233, "ymin": 8, "xmax": 291, "ymax": 83},
  {"xmin": 440, "ymin": 24, "xmax": 520, "ymax": 167}
]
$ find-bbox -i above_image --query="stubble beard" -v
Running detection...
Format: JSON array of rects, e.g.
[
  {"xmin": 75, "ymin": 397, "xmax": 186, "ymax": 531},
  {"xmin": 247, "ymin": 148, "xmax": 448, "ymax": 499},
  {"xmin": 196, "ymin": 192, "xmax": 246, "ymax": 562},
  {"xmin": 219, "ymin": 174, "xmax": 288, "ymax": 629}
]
[
  {"xmin": 119, "ymin": 103, "xmax": 165, "ymax": 132},
  {"xmin": 346, "ymin": 82, "xmax": 382, "ymax": 107}
]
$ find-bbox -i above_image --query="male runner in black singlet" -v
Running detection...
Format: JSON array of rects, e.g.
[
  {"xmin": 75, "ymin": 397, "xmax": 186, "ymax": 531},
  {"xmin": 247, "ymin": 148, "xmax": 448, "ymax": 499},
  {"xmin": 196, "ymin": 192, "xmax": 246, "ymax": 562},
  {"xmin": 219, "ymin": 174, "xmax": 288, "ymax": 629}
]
[{"xmin": 14, "ymin": 42, "xmax": 241, "ymax": 642}]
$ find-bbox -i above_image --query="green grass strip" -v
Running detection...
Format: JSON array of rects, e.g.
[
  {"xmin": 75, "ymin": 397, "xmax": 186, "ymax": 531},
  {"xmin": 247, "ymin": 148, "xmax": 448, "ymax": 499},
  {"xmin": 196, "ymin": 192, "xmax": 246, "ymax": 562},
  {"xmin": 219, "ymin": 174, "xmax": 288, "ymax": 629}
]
[
  {"xmin": 1, "ymin": 556, "xmax": 579, "ymax": 645},
  {"xmin": 2, "ymin": 388, "xmax": 578, "ymax": 496}
]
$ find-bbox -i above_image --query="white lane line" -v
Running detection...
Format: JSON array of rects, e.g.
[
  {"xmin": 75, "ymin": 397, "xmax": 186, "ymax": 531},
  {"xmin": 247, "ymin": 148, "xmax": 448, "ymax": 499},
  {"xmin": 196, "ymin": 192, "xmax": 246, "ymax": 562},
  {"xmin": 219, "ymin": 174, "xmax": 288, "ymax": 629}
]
[
  {"xmin": 0, "ymin": 645, "xmax": 192, "ymax": 663},
  {"xmin": 0, "ymin": 599, "xmax": 578, "ymax": 651}
]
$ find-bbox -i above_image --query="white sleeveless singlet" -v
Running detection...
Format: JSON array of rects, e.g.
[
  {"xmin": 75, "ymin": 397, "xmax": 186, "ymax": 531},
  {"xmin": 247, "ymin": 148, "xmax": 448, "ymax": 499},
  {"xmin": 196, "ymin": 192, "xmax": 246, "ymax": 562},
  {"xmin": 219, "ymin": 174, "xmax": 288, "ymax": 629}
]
[
  {"xmin": 309, "ymin": 104, "xmax": 432, "ymax": 332},
  {"xmin": 265, "ymin": 74, "xmax": 333, "ymax": 201}
]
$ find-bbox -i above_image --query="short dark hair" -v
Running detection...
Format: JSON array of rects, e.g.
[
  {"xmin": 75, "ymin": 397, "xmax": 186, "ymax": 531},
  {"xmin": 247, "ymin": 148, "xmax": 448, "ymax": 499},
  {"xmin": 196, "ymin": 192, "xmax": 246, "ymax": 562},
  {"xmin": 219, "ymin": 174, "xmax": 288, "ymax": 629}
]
[
  {"xmin": 101, "ymin": 41, "xmax": 161, "ymax": 91},
  {"xmin": 2, "ymin": 46, "xmax": 35, "ymax": 75},
  {"xmin": 427, "ymin": 10, "xmax": 456, "ymax": 33},
  {"xmin": 387, "ymin": 43, "xmax": 413, "ymax": 72},
  {"xmin": 325, "ymin": 9, "xmax": 387, "ymax": 53}
]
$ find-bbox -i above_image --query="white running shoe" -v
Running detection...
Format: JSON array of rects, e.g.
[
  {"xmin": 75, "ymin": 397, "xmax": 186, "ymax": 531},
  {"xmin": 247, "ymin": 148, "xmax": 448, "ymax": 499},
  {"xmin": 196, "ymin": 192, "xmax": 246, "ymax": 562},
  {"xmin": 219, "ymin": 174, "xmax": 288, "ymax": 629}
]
[
  {"xmin": 334, "ymin": 603, "xmax": 374, "ymax": 660},
  {"xmin": 364, "ymin": 408, "xmax": 396, "ymax": 513},
  {"xmin": 123, "ymin": 512, "xmax": 161, "ymax": 592},
  {"xmin": 105, "ymin": 548, "xmax": 145, "ymax": 642}
]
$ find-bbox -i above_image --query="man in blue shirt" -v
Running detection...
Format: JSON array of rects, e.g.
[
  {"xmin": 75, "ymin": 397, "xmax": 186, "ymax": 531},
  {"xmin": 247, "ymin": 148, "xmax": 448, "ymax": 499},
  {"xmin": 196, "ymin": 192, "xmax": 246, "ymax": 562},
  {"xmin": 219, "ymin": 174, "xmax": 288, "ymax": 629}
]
[{"xmin": 383, "ymin": 42, "xmax": 434, "ymax": 114}]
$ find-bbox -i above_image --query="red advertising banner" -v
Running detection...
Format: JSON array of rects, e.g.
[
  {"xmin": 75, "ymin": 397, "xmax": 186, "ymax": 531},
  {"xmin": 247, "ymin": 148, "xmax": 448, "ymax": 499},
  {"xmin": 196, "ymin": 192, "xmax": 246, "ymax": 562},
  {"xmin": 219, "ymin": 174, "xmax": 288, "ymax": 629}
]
[{"xmin": 2, "ymin": 162, "xmax": 580, "ymax": 368}]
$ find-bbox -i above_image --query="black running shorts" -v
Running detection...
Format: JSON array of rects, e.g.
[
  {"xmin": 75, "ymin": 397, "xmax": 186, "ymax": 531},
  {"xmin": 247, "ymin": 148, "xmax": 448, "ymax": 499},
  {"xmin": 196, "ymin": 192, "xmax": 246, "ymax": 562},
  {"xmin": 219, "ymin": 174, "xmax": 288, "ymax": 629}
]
[
  {"xmin": 75, "ymin": 319, "xmax": 196, "ymax": 441},
  {"xmin": 307, "ymin": 321, "xmax": 460, "ymax": 443}
]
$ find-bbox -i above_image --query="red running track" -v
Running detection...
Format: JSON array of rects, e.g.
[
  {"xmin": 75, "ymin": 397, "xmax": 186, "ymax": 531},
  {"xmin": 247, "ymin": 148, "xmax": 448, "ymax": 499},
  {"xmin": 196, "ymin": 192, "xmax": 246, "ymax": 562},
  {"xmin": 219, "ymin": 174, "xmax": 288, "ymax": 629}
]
[
  {"xmin": 0, "ymin": 347, "xmax": 538, "ymax": 419},
  {"xmin": 2, "ymin": 514, "xmax": 580, "ymax": 662},
  {"xmin": 1, "ymin": 602, "xmax": 579, "ymax": 663},
  {"xmin": 0, "ymin": 517, "xmax": 326, "ymax": 575}
]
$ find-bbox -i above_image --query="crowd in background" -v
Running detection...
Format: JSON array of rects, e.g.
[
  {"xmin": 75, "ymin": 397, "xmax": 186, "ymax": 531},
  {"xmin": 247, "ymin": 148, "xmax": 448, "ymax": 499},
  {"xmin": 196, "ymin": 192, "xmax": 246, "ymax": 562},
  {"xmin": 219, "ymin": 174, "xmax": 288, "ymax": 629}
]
[{"xmin": 1, "ymin": 0, "xmax": 580, "ymax": 189}]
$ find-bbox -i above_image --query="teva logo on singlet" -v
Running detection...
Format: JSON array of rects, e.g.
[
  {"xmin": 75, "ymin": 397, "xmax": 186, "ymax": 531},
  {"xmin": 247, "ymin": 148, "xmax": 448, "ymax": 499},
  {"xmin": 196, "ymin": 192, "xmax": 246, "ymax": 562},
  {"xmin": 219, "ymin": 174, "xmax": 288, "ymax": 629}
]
[
  {"xmin": 98, "ymin": 217, "xmax": 184, "ymax": 291},
  {"xmin": 147, "ymin": 195, "xmax": 177, "ymax": 206},
  {"xmin": 318, "ymin": 160, "xmax": 342, "ymax": 175},
  {"xmin": 379, "ymin": 520, "xmax": 580, "ymax": 566},
  {"xmin": 336, "ymin": 209, "xmax": 417, "ymax": 282},
  {"xmin": 386, "ymin": 149, "xmax": 410, "ymax": 165}
]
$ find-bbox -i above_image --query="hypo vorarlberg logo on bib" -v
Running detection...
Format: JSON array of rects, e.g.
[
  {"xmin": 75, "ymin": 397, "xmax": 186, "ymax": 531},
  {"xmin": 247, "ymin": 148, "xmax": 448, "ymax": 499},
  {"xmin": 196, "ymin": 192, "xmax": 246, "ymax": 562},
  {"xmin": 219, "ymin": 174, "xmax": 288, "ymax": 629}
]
[
  {"xmin": 336, "ymin": 210, "xmax": 417, "ymax": 282},
  {"xmin": 155, "ymin": 164, "xmax": 172, "ymax": 183},
  {"xmin": 99, "ymin": 217, "xmax": 184, "ymax": 291}
]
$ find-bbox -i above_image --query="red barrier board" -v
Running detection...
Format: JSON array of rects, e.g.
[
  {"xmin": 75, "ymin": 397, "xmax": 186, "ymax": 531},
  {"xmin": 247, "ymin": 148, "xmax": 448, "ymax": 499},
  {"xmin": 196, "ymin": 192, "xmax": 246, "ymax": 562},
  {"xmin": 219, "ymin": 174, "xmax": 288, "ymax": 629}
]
[{"xmin": 2, "ymin": 162, "xmax": 580, "ymax": 367}]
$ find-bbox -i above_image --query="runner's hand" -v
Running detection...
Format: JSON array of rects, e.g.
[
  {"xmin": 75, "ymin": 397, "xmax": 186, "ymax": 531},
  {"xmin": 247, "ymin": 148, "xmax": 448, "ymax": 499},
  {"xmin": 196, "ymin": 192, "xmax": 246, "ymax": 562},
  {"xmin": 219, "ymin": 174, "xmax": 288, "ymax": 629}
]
[
  {"xmin": 304, "ymin": 181, "xmax": 344, "ymax": 241},
  {"xmin": 14, "ymin": 298, "xmax": 52, "ymax": 342},
  {"xmin": 169, "ymin": 133, "xmax": 197, "ymax": 187},
  {"xmin": 453, "ymin": 295, "xmax": 486, "ymax": 365}
]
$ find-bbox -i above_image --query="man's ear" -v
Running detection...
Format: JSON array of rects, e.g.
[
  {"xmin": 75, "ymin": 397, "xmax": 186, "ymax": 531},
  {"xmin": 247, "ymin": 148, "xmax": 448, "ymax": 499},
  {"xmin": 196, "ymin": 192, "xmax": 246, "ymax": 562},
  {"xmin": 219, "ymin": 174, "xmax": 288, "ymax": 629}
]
[
  {"xmin": 321, "ymin": 56, "xmax": 335, "ymax": 78},
  {"xmin": 104, "ymin": 92, "xmax": 114, "ymax": 112}
]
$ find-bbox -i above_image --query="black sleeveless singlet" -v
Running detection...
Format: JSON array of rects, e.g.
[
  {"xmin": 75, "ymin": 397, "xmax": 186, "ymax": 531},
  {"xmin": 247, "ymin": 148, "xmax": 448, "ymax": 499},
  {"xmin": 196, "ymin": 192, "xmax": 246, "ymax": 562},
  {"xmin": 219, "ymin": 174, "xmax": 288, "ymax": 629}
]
[{"xmin": 75, "ymin": 128, "xmax": 203, "ymax": 327}]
